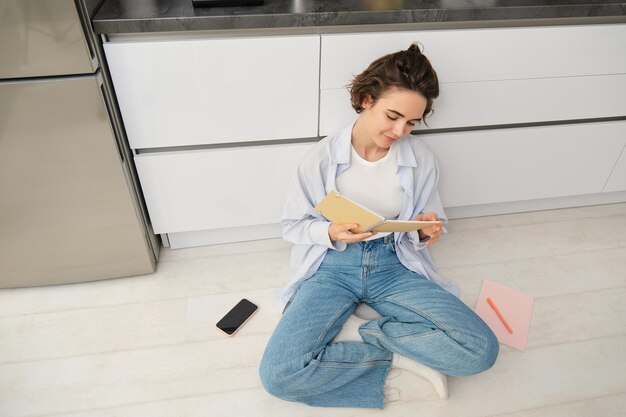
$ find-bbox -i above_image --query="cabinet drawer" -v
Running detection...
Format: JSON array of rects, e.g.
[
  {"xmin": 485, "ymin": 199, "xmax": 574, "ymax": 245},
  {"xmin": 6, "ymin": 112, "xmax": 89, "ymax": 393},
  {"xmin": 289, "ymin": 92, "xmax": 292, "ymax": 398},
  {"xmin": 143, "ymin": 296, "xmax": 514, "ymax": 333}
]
[
  {"xmin": 321, "ymin": 24, "xmax": 626, "ymax": 89},
  {"xmin": 420, "ymin": 121, "xmax": 626, "ymax": 208},
  {"xmin": 320, "ymin": 74, "xmax": 626, "ymax": 136},
  {"xmin": 134, "ymin": 143, "xmax": 314, "ymax": 234},
  {"xmin": 104, "ymin": 35, "xmax": 320, "ymax": 149}
]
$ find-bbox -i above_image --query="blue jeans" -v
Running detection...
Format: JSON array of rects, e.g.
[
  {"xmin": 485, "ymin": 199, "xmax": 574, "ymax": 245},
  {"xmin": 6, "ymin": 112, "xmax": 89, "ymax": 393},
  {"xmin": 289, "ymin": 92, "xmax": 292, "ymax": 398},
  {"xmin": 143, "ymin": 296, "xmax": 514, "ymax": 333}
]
[{"xmin": 259, "ymin": 236, "xmax": 499, "ymax": 409}]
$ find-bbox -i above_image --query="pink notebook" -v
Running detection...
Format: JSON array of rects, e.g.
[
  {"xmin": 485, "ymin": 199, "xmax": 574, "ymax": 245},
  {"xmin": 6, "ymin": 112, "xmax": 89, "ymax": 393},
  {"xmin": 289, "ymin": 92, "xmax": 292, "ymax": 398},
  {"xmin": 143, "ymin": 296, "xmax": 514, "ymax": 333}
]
[{"xmin": 474, "ymin": 279, "xmax": 534, "ymax": 351}]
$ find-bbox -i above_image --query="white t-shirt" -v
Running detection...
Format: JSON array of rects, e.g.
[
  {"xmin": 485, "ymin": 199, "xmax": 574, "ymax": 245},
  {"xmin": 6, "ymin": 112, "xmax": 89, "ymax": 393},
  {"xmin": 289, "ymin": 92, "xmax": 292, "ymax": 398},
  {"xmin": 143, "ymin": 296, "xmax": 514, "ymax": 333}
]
[{"xmin": 336, "ymin": 143, "xmax": 404, "ymax": 240}]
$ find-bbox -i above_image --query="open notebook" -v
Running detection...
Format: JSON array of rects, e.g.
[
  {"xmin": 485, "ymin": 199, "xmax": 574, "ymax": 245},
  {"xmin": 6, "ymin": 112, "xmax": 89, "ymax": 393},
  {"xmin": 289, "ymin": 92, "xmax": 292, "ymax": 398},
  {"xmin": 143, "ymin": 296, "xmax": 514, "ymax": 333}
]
[{"xmin": 314, "ymin": 191, "xmax": 442, "ymax": 234}]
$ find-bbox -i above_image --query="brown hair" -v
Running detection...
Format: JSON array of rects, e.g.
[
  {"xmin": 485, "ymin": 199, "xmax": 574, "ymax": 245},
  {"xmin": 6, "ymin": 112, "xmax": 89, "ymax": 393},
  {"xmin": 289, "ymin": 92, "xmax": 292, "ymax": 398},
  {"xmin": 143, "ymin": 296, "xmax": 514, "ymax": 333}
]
[{"xmin": 349, "ymin": 43, "xmax": 439, "ymax": 122}]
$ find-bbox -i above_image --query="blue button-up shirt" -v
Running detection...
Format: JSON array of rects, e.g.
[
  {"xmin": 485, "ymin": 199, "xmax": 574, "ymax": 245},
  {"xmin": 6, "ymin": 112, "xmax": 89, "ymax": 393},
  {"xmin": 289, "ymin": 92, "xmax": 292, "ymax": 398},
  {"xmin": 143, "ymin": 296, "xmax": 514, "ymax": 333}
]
[{"xmin": 275, "ymin": 124, "xmax": 460, "ymax": 311}]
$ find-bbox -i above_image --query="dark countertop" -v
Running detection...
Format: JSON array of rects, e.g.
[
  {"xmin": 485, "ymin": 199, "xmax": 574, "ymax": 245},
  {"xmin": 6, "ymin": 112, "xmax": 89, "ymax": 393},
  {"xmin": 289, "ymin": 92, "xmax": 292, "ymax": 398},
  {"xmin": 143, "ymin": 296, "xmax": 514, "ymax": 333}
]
[{"xmin": 93, "ymin": 0, "xmax": 626, "ymax": 34}]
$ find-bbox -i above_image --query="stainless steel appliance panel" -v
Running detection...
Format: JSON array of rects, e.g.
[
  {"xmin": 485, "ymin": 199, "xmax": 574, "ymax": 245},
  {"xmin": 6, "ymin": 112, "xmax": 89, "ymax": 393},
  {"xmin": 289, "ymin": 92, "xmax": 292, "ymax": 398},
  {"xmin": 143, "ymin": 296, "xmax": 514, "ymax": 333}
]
[
  {"xmin": 0, "ymin": 74, "xmax": 155, "ymax": 287},
  {"xmin": 0, "ymin": 0, "xmax": 96, "ymax": 79}
]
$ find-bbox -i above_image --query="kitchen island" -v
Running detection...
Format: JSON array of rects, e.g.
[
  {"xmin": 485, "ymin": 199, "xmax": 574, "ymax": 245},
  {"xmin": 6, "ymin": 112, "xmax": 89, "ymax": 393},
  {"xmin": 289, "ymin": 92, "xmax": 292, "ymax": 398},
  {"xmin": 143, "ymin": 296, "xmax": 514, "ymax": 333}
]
[{"xmin": 93, "ymin": 0, "xmax": 626, "ymax": 248}]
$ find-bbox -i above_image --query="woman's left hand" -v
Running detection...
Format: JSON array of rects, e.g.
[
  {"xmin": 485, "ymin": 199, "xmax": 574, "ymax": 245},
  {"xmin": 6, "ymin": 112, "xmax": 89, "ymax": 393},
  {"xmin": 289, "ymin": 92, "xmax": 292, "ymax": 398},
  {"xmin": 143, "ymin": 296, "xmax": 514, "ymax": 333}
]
[{"xmin": 415, "ymin": 212, "xmax": 443, "ymax": 246}]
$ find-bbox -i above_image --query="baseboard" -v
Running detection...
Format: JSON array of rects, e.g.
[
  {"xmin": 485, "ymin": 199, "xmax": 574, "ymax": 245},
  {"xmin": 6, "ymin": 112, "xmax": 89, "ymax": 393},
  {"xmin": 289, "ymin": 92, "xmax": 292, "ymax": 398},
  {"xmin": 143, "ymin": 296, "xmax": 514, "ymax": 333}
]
[
  {"xmin": 167, "ymin": 223, "xmax": 282, "ymax": 249},
  {"xmin": 444, "ymin": 191, "xmax": 626, "ymax": 219}
]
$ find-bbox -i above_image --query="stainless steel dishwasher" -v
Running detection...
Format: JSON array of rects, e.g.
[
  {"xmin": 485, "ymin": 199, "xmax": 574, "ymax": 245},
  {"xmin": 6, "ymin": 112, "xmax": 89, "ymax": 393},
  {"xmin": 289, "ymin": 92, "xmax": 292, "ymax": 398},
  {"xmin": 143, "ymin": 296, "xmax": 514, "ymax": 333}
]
[{"xmin": 0, "ymin": 0, "xmax": 159, "ymax": 288}]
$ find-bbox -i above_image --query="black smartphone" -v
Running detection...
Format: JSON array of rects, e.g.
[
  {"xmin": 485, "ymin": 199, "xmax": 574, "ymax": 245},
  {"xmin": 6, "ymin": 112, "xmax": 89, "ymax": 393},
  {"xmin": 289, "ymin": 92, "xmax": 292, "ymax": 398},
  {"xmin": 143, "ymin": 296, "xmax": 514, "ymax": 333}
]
[{"xmin": 216, "ymin": 298, "xmax": 259, "ymax": 336}]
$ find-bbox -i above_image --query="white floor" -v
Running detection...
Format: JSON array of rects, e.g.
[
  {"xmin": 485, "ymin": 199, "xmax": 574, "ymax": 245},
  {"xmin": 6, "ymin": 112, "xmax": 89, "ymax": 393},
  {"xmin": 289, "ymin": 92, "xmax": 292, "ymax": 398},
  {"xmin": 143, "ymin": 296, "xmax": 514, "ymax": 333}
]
[{"xmin": 1, "ymin": 203, "xmax": 625, "ymax": 417}]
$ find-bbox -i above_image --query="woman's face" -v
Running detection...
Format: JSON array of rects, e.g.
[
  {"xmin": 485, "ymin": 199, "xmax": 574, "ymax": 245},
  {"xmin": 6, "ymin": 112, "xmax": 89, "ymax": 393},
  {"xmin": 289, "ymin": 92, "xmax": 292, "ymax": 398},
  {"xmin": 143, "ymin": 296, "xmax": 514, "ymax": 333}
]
[{"xmin": 359, "ymin": 88, "xmax": 427, "ymax": 149}]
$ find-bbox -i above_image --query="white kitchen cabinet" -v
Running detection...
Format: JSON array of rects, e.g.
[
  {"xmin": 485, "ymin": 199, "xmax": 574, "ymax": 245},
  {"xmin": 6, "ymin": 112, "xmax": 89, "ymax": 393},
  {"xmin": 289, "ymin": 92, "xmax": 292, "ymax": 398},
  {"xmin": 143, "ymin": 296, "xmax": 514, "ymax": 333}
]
[
  {"xmin": 420, "ymin": 121, "xmax": 626, "ymax": 208},
  {"xmin": 320, "ymin": 74, "xmax": 626, "ymax": 136},
  {"xmin": 135, "ymin": 121, "xmax": 625, "ymax": 236},
  {"xmin": 104, "ymin": 35, "xmax": 320, "ymax": 148},
  {"xmin": 134, "ymin": 143, "xmax": 314, "ymax": 234},
  {"xmin": 101, "ymin": 24, "xmax": 626, "ymax": 248},
  {"xmin": 320, "ymin": 24, "xmax": 626, "ymax": 89},
  {"xmin": 319, "ymin": 24, "xmax": 626, "ymax": 135}
]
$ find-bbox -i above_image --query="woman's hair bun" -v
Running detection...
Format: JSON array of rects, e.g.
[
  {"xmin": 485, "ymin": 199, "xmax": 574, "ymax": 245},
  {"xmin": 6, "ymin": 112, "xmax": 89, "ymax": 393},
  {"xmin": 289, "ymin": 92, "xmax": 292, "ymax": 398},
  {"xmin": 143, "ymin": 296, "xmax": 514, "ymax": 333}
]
[
  {"xmin": 407, "ymin": 42, "xmax": 423, "ymax": 54},
  {"xmin": 348, "ymin": 42, "xmax": 439, "ymax": 121}
]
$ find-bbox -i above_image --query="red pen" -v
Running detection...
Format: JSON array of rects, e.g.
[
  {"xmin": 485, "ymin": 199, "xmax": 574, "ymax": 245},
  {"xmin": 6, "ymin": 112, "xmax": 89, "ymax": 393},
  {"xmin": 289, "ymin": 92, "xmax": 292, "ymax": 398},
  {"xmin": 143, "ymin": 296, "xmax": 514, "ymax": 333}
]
[{"xmin": 487, "ymin": 297, "xmax": 513, "ymax": 334}]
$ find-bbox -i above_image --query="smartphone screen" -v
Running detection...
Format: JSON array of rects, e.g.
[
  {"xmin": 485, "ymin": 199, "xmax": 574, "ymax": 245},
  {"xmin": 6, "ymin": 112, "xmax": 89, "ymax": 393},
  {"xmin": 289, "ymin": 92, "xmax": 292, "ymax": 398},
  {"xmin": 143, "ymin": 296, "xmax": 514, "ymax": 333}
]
[{"xmin": 216, "ymin": 298, "xmax": 258, "ymax": 336}]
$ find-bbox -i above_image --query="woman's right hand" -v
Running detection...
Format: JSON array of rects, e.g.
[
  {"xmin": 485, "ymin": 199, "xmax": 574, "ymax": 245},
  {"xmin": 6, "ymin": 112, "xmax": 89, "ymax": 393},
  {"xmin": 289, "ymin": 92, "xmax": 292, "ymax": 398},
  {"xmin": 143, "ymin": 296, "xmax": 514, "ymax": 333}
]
[{"xmin": 328, "ymin": 223, "xmax": 377, "ymax": 244}]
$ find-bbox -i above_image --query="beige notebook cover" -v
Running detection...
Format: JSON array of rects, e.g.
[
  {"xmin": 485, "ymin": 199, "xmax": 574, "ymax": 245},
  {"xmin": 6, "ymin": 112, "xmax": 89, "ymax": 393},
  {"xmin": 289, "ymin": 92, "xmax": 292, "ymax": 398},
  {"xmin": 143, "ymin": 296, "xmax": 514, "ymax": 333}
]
[{"xmin": 314, "ymin": 191, "xmax": 441, "ymax": 233}]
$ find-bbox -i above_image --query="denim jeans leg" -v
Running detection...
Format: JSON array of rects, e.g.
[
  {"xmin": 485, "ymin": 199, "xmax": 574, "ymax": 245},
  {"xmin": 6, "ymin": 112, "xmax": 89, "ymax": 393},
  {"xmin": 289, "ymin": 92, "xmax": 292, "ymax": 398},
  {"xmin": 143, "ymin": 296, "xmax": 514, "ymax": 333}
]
[
  {"xmin": 259, "ymin": 268, "xmax": 393, "ymax": 408},
  {"xmin": 360, "ymin": 263, "xmax": 499, "ymax": 377}
]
